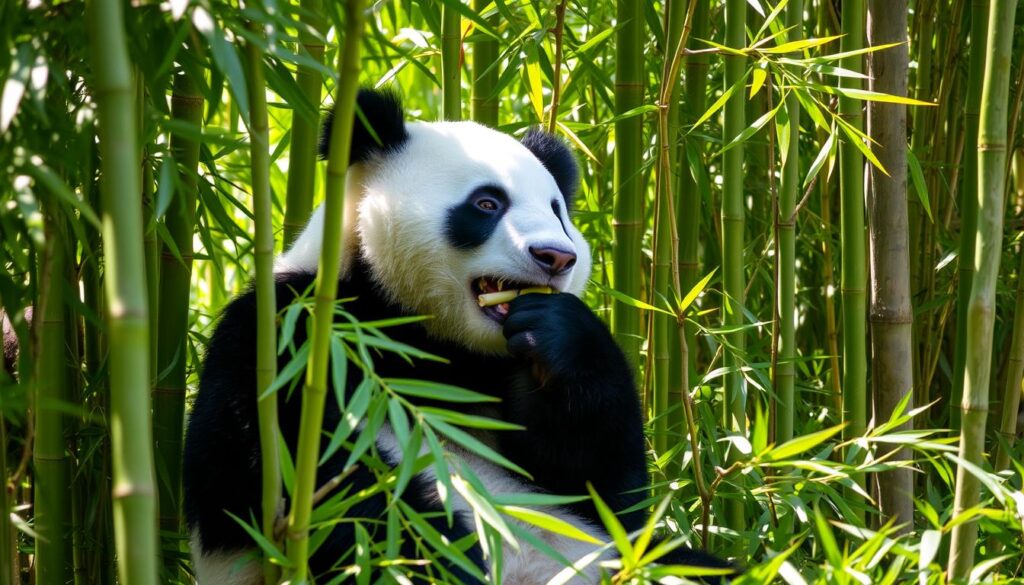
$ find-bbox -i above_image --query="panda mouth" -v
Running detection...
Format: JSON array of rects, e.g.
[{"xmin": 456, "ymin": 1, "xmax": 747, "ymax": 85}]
[{"xmin": 471, "ymin": 276, "xmax": 550, "ymax": 323}]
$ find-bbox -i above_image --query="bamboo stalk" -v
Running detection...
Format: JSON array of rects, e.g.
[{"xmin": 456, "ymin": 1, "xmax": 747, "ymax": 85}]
[
  {"xmin": 838, "ymin": 0, "xmax": 867, "ymax": 519},
  {"xmin": 0, "ymin": 414, "xmax": 10, "ymax": 585},
  {"xmin": 775, "ymin": 0, "xmax": 801, "ymax": 446},
  {"xmin": 722, "ymin": 0, "xmax": 746, "ymax": 537},
  {"xmin": 283, "ymin": 0, "xmax": 326, "ymax": 248},
  {"xmin": 612, "ymin": 0, "xmax": 644, "ymax": 367},
  {"xmin": 674, "ymin": 0, "xmax": 709, "ymax": 431},
  {"xmin": 441, "ymin": 1, "xmax": 461, "ymax": 121},
  {"xmin": 86, "ymin": 0, "xmax": 159, "ymax": 581},
  {"xmin": 34, "ymin": 212, "xmax": 73, "ymax": 585},
  {"xmin": 866, "ymin": 0, "xmax": 914, "ymax": 532},
  {"xmin": 994, "ymin": 236, "xmax": 1024, "ymax": 472},
  {"xmin": 284, "ymin": 0, "xmax": 365, "ymax": 577},
  {"xmin": 947, "ymin": 0, "xmax": 1018, "ymax": 577},
  {"xmin": 243, "ymin": 17, "xmax": 282, "ymax": 584},
  {"xmin": 153, "ymin": 58, "xmax": 203, "ymax": 551},
  {"xmin": 952, "ymin": 0, "xmax": 989, "ymax": 430},
  {"xmin": 546, "ymin": 0, "xmax": 568, "ymax": 134},
  {"xmin": 470, "ymin": 0, "xmax": 498, "ymax": 126}
]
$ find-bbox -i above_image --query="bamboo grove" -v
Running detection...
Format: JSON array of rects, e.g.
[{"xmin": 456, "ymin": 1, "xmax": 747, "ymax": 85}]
[{"xmin": 1, "ymin": 0, "xmax": 1024, "ymax": 583}]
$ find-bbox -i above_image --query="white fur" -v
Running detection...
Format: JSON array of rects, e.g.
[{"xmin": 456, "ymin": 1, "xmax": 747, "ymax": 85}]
[
  {"xmin": 376, "ymin": 426, "xmax": 608, "ymax": 584},
  {"xmin": 277, "ymin": 121, "xmax": 592, "ymax": 353},
  {"xmin": 190, "ymin": 532, "xmax": 262, "ymax": 585}
]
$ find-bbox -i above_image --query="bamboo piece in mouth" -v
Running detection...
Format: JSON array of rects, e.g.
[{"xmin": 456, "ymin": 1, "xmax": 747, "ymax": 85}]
[{"xmin": 477, "ymin": 286, "xmax": 553, "ymax": 307}]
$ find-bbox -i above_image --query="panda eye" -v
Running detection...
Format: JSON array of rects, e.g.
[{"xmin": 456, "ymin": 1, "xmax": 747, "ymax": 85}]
[{"xmin": 476, "ymin": 197, "xmax": 500, "ymax": 212}]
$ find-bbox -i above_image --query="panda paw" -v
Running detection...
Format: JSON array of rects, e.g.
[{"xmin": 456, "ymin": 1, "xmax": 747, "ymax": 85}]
[{"xmin": 502, "ymin": 293, "xmax": 620, "ymax": 383}]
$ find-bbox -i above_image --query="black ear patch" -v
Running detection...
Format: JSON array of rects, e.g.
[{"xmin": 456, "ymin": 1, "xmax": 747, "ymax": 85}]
[
  {"xmin": 319, "ymin": 88, "xmax": 409, "ymax": 165},
  {"xmin": 520, "ymin": 129, "xmax": 579, "ymax": 206}
]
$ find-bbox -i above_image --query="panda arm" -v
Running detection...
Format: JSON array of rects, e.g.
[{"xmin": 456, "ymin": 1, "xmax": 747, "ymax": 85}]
[{"xmin": 500, "ymin": 293, "xmax": 648, "ymax": 529}]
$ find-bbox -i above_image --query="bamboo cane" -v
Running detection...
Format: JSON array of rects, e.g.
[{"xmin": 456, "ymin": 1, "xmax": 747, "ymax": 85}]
[
  {"xmin": 952, "ymin": 0, "xmax": 989, "ymax": 430},
  {"xmin": 947, "ymin": 0, "xmax": 1018, "ymax": 577},
  {"xmin": 470, "ymin": 0, "xmax": 498, "ymax": 126},
  {"xmin": 441, "ymin": 2, "xmax": 461, "ymax": 121},
  {"xmin": 283, "ymin": 0, "xmax": 326, "ymax": 248},
  {"xmin": 284, "ymin": 0, "xmax": 365, "ymax": 577},
  {"xmin": 775, "ymin": 0, "xmax": 801, "ymax": 446},
  {"xmin": 34, "ymin": 213, "xmax": 72, "ymax": 585},
  {"xmin": 243, "ymin": 17, "xmax": 282, "ymax": 584},
  {"xmin": 154, "ymin": 58, "xmax": 203, "ymax": 548},
  {"xmin": 86, "ymin": 0, "xmax": 160, "ymax": 581},
  {"xmin": 612, "ymin": 0, "xmax": 644, "ymax": 367},
  {"xmin": 994, "ymin": 236, "xmax": 1024, "ymax": 472},
  {"xmin": 838, "ymin": 0, "xmax": 867, "ymax": 520},
  {"xmin": 866, "ymin": 0, "xmax": 914, "ymax": 532},
  {"xmin": 722, "ymin": 0, "xmax": 747, "ymax": 538}
]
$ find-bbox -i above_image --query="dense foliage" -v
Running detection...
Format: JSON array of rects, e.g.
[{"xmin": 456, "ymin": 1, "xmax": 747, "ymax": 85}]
[{"xmin": 1, "ymin": 0, "xmax": 1023, "ymax": 583}]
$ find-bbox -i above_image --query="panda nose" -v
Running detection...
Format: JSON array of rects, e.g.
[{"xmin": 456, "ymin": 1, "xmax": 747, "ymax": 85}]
[{"xmin": 529, "ymin": 246, "xmax": 577, "ymax": 275}]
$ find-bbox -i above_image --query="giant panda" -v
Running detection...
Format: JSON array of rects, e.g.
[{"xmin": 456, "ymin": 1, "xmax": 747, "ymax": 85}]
[{"xmin": 183, "ymin": 88, "xmax": 733, "ymax": 584}]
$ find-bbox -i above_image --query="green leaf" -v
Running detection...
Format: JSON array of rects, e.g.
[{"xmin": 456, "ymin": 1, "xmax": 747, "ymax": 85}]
[
  {"xmin": 586, "ymin": 484, "xmax": 633, "ymax": 567},
  {"xmin": 763, "ymin": 424, "xmax": 844, "ymax": 462},
  {"xmin": 498, "ymin": 506, "xmax": 602, "ymax": 545},
  {"xmin": 907, "ymin": 147, "xmax": 933, "ymax": 223},
  {"xmin": 386, "ymin": 378, "xmax": 498, "ymax": 403},
  {"xmin": 749, "ymin": 67, "xmax": 768, "ymax": 99},
  {"xmin": 761, "ymin": 35, "xmax": 842, "ymax": 54},
  {"xmin": 590, "ymin": 281, "xmax": 675, "ymax": 315},
  {"xmin": 690, "ymin": 69, "xmax": 750, "ymax": 131},
  {"xmin": 718, "ymin": 100, "xmax": 783, "ymax": 156},
  {"xmin": 224, "ymin": 511, "xmax": 292, "ymax": 567},
  {"xmin": 677, "ymin": 268, "xmax": 717, "ymax": 315}
]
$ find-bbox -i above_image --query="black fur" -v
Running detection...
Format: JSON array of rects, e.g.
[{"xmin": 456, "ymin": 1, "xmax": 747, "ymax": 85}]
[
  {"xmin": 520, "ymin": 129, "xmax": 580, "ymax": 206},
  {"xmin": 444, "ymin": 186, "xmax": 509, "ymax": 249},
  {"xmin": 318, "ymin": 89, "xmax": 409, "ymax": 164}
]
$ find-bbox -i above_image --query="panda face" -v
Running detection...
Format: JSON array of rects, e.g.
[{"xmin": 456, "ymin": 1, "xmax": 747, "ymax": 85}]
[{"xmin": 356, "ymin": 121, "xmax": 591, "ymax": 353}]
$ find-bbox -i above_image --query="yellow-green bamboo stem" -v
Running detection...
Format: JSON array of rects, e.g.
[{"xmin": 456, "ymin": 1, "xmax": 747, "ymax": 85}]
[
  {"xmin": 441, "ymin": 2, "xmax": 461, "ymax": 121},
  {"xmin": 775, "ymin": 0, "xmax": 801, "ymax": 446},
  {"xmin": 722, "ymin": 0, "xmax": 746, "ymax": 538},
  {"xmin": 0, "ymin": 414, "xmax": 10, "ymax": 585},
  {"xmin": 612, "ymin": 0, "xmax": 644, "ymax": 367},
  {"xmin": 546, "ymin": 0, "xmax": 568, "ymax": 134},
  {"xmin": 952, "ymin": 0, "xmax": 989, "ymax": 430},
  {"xmin": 947, "ymin": 0, "xmax": 1018, "ymax": 577},
  {"xmin": 677, "ymin": 0, "xmax": 709, "ymax": 396},
  {"xmin": 154, "ymin": 62, "xmax": 203, "ymax": 549},
  {"xmin": 283, "ymin": 0, "xmax": 326, "ymax": 248},
  {"xmin": 470, "ymin": 0, "xmax": 498, "ymax": 126},
  {"xmin": 994, "ymin": 237, "xmax": 1024, "ymax": 472},
  {"xmin": 866, "ymin": 0, "xmax": 914, "ymax": 531},
  {"xmin": 87, "ymin": 0, "xmax": 160, "ymax": 581},
  {"xmin": 284, "ymin": 0, "xmax": 365, "ymax": 578},
  {"xmin": 244, "ymin": 19, "xmax": 282, "ymax": 584},
  {"xmin": 838, "ymin": 0, "xmax": 867, "ymax": 520},
  {"xmin": 34, "ymin": 213, "xmax": 72, "ymax": 585}
]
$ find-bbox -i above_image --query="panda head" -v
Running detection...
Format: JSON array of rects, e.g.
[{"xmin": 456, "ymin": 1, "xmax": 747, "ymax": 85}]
[{"xmin": 278, "ymin": 89, "xmax": 592, "ymax": 354}]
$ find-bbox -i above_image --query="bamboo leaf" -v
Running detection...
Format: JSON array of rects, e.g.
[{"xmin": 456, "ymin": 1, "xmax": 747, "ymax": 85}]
[
  {"xmin": 498, "ymin": 506, "xmax": 603, "ymax": 545},
  {"xmin": 386, "ymin": 378, "xmax": 499, "ymax": 403},
  {"xmin": 803, "ymin": 129, "xmax": 837, "ymax": 189},
  {"xmin": 763, "ymin": 424, "xmax": 845, "ymax": 461},
  {"xmin": 689, "ymin": 68, "xmax": 750, "ymax": 131},
  {"xmin": 907, "ymin": 147, "xmax": 933, "ymax": 223},
  {"xmin": 750, "ymin": 66, "xmax": 768, "ymax": 99},
  {"xmin": 718, "ymin": 100, "xmax": 783, "ymax": 156},
  {"xmin": 761, "ymin": 35, "xmax": 843, "ymax": 54}
]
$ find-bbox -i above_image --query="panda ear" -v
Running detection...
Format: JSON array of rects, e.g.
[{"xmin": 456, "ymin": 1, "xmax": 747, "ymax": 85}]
[
  {"xmin": 520, "ymin": 129, "xmax": 579, "ymax": 206},
  {"xmin": 318, "ymin": 88, "xmax": 409, "ymax": 164}
]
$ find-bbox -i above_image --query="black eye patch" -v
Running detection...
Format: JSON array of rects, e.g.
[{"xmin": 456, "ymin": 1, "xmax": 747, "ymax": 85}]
[{"xmin": 444, "ymin": 186, "xmax": 510, "ymax": 249}]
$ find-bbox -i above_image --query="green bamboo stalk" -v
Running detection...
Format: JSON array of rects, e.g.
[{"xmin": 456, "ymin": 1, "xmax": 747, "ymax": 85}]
[
  {"xmin": 838, "ymin": 0, "xmax": 867, "ymax": 518},
  {"xmin": 284, "ymin": 0, "xmax": 365, "ymax": 577},
  {"xmin": 994, "ymin": 234, "xmax": 1024, "ymax": 472},
  {"xmin": 154, "ymin": 60, "xmax": 203, "ymax": 549},
  {"xmin": 612, "ymin": 0, "xmax": 644, "ymax": 366},
  {"xmin": 817, "ymin": 0, "xmax": 842, "ymax": 416},
  {"xmin": 283, "ymin": 0, "xmax": 326, "ymax": 248},
  {"xmin": 86, "ymin": 0, "xmax": 159, "ymax": 581},
  {"xmin": 947, "ymin": 0, "xmax": 1018, "ymax": 576},
  {"xmin": 546, "ymin": 0, "xmax": 568, "ymax": 134},
  {"xmin": 907, "ymin": 0, "xmax": 933, "ymax": 309},
  {"xmin": 0, "ymin": 414, "xmax": 10, "ymax": 585},
  {"xmin": 677, "ymin": 0, "xmax": 709, "ymax": 397},
  {"xmin": 441, "ymin": 1, "xmax": 461, "ymax": 121},
  {"xmin": 952, "ymin": 0, "xmax": 989, "ymax": 430},
  {"xmin": 866, "ymin": 0, "xmax": 914, "ymax": 531},
  {"xmin": 470, "ymin": 0, "xmax": 498, "ymax": 126},
  {"xmin": 243, "ymin": 19, "xmax": 282, "ymax": 584},
  {"xmin": 775, "ymin": 0, "xmax": 801, "ymax": 446},
  {"xmin": 34, "ymin": 213, "xmax": 72, "ymax": 585},
  {"xmin": 721, "ymin": 0, "xmax": 746, "ymax": 537}
]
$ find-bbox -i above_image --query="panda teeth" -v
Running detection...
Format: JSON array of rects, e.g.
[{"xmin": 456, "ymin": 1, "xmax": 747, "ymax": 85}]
[{"xmin": 497, "ymin": 278, "xmax": 506, "ymax": 291}]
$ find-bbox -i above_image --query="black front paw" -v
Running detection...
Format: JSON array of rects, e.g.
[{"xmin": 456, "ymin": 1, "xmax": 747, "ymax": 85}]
[{"xmin": 502, "ymin": 293, "xmax": 612, "ymax": 381}]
